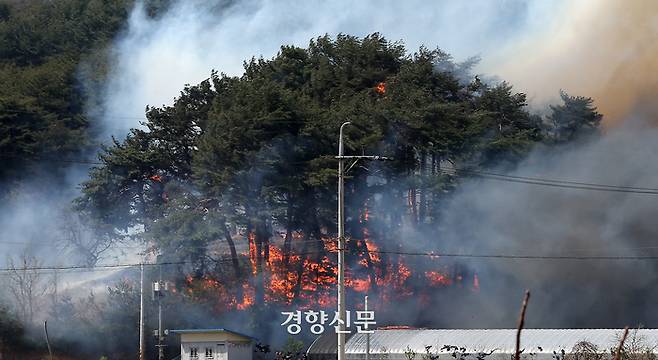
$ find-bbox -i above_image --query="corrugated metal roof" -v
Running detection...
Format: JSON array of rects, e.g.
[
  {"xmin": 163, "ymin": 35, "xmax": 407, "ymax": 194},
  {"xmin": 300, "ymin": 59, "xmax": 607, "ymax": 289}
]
[
  {"xmin": 307, "ymin": 332, "xmax": 355, "ymax": 354},
  {"xmin": 309, "ymin": 329, "xmax": 658, "ymax": 355},
  {"xmin": 168, "ymin": 328, "xmax": 256, "ymax": 340}
]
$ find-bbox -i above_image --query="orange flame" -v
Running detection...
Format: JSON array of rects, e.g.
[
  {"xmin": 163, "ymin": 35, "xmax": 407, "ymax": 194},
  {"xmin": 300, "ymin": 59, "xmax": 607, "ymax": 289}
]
[
  {"xmin": 425, "ymin": 271, "xmax": 452, "ymax": 286},
  {"xmin": 375, "ymin": 82, "xmax": 386, "ymax": 95},
  {"xmin": 179, "ymin": 216, "xmax": 478, "ymax": 313}
]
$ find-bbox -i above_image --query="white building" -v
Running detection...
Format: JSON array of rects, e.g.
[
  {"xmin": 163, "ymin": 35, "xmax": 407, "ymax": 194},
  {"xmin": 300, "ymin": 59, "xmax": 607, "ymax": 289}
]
[
  {"xmin": 307, "ymin": 328, "xmax": 658, "ymax": 360},
  {"xmin": 169, "ymin": 328, "xmax": 255, "ymax": 360}
]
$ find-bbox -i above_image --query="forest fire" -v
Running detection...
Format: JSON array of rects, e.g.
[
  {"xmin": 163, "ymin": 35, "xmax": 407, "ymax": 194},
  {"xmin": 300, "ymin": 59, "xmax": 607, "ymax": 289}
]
[
  {"xmin": 425, "ymin": 271, "xmax": 452, "ymax": 286},
  {"xmin": 3, "ymin": 2, "xmax": 654, "ymax": 357},
  {"xmin": 180, "ymin": 222, "xmax": 476, "ymax": 314},
  {"xmin": 375, "ymin": 82, "xmax": 386, "ymax": 94}
]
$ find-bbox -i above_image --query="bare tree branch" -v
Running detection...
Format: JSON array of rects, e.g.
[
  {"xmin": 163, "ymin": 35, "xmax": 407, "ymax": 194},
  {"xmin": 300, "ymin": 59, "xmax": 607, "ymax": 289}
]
[{"xmin": 515, "ymin": 290, "xmax": 531, "ymax": 360}]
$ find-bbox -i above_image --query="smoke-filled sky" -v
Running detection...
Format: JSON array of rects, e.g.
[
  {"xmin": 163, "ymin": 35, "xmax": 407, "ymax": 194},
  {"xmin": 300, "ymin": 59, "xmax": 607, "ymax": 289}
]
[
  {"xmin": 101, "ymin": 0, "xmax": 565, "ymax": 135},
  {"xmin": 489, "ymin": 0, "xmax": 658, "ymax": 125},
  {"xmin": 96, "ymin": 0, "xmax": 658, "ymax": 329},
  {"xmin": 101, "ymin": 0, "xmax": 658, "ymax": 136},
  {"xmin": 3, "ymin": 0, "xmax": 658, "ymax": 332},
  {"xmin": 431, "ymin": 122, "xmax": 658, "ymax": 327}
]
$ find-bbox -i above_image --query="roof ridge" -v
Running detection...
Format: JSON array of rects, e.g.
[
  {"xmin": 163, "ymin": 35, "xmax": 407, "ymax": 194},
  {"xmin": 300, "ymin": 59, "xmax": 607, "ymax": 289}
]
[{"xmin": 372, "ymin": 328, "xmax": 655, "ymax": 331}]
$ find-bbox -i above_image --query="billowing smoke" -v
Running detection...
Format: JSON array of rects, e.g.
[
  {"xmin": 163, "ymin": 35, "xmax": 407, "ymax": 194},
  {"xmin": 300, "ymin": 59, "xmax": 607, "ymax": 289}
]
[
  {"xmin": 94, "ymin": 0, "xmax": 658, "ymax": 331},
  {"xmin": 427, "ymin": 120, "xmax": 658, "ymax": 327},
  {"xmin": 3, "ymin": 0, "xmax": 658, "ymax": 348},
  {"xmin": 487, "ymin": 0, "xmax": 658, "ymax": 125},
  {"xmin": 102, "ymin": 0, "xmax": 658, "ymax": 133},
  {"xmin": 100, "ymin": 0, "xmax": 564, "ymax": 137}
]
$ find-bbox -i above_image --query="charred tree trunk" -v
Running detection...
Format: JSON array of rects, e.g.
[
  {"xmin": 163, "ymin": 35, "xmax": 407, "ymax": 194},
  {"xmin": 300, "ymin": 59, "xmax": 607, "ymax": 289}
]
[
  {"xmin": 409, "ymin": 188, "xmax": 418, "ymax": 224},
  {"xmin": 429, "ymin": 153, "xmax": 437, "ymax": 221},
  {"xmin": 283, "ymin": 200, "xmax": 294, "ymax": 266},
  {"xmin": 292, "ymin": 230, "xmax": 311, "ymax": 301},
  {"xmin": 356, "ymin": 208, "xmax": 380, "ymax": 295},
  {"xmin": 245, "ymin": 221, "xmax": 253, "ymax": 269},
  {"xmin": 363, "ymin": 244, "xmax": 380, "ymax": 295},
  {"xmin": 253, "ymin": 220, "xmax": 266, "ymax": 306},
  {"xmin": 263, "ymin": 218, "xmax": 272, "ymax": 304},
  {"xmin": 138, "ymin": 186, "xmax": 149, "ymax": 232},
  {"xmin": 419, "ymin": 151, "xmax": 427, "ymax": 224},
  {"xmin": 222, "ymin": 221, "xmax": 241, "ymax": 278},
  {"xmin": 244, "ymin": 221, "xmax": 258, "ymax": 307},
  {"xmin": 311, "ymin": 225, "xmax": 326, "ymax": 304},
  {"xmin": 264, "ymin": 218, "xmax": 271, "ymax": 263}
]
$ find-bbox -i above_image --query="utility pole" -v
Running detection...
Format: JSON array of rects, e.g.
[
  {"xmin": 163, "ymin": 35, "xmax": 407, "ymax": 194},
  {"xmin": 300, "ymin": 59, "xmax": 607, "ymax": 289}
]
[
  {"xmin": 336, "ymin": 122, "xmax": 389, "ymax": 360},
  {"xmin": 365, "ymin": 295, "xmax": 370, "ymax": 360},
  {"xmin": 337, "ymin": 122, "xmax": 348, "ymax": 360},
  {"xmin": 44, "ymin": 320, "xmax": 53, "ymax": 360},
  {"xmin": 154, "ymin": 266, "xmax": 166, "ymax": 360},
  {"xmin": 139, "ymin": 263, "xmax": 145, "ymax": 360}
]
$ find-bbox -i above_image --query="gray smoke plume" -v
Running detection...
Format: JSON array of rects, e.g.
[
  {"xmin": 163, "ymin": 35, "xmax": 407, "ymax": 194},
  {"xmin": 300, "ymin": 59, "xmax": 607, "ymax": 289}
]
[
  {"xmin": 3, "ymin": 0, "xmax": 657, "ymax": 349},
  {"xmin": 423, "ymin": 119, "xmax": 658, "ymax": 328},
  {"xmin": 488, "ymin": 0, "xmax": 658, "ymax": 125},
  {"xmin": 91, "ymin": 0, "xmax": 658, "ymax": 335},
  {"xmin": 99, "ymin": 0, "xmax": 563, "ymax": 137}
]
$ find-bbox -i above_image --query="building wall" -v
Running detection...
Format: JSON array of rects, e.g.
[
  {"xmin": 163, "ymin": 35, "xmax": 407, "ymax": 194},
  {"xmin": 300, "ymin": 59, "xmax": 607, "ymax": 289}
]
[
  {"xmin": 180, "ymin": 332, "xmax": 250, "ymax": 343},
  {"xmin": 180, "ymin": 340, "xmax": 252, "ymax": 360},
  {"xmin": 228, "ymin": 343, "xmax": 253, "ymax": 360}
]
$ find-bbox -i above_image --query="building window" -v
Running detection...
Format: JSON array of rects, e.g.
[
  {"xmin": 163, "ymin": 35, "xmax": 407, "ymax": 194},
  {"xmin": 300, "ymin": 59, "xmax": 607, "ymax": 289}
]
[
  {"xmin": 190, "ymin": 347, "xmax": 198, "ymax": 359},
  {"xmin": 205, "ymin": 347, "xmax": 213, "ymax": 359}
]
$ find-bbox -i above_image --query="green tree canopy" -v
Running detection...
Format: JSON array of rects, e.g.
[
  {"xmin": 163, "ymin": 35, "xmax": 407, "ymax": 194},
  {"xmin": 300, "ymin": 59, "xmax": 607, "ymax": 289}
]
[
  {"xmin": 0, "ymin": 0, "xmax": 172, "ymax": 197},
  {"xmin": 76, "ymin": 34, "xmax": 565, "ymax": 310},
  {"xmin": 547, "ymin": 90, "xmax": 603, "ymax": 142}
]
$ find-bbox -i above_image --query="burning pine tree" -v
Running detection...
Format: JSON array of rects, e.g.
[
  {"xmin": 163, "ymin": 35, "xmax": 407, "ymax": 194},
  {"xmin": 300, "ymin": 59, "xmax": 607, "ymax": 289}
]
[{"xmin": 76, "ymin": 33, "xmax": 600, "ymax": 323}]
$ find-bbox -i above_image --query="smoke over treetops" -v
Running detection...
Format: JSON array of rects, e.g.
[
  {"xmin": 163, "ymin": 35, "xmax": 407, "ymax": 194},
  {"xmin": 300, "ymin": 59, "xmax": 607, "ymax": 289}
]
[
  {"xmin": 2, "ymin": 0, "xmax": 658, "ymax": 356},
  {"xmin": 101, "ymin": 0, "xmax": 658, "ymax": 136},
  {"xmin": 101, "ymin": 0, "xmax": 564, "ymax": 136},
  {"xmin": 488, "ymin": 0, "xmax": 658, "ymax": 125},
  {"xmin": 41, "ymin": 0, "xmax": 658, "ymax": 326},
  {"xmin": 432, "ymin": 122, "xmax": 658, "ymax": 327}
]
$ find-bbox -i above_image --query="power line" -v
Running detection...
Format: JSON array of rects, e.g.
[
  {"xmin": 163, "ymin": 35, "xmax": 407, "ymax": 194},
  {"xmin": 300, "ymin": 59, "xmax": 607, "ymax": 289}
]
[
  {"xmin": 3, "ymin": 248, "xmax": 658, "ymax": 275},
  {"xmin": 0, "ymin": 238, "xmax": 331, "ymax": 248},
  {"xmin": 0, "ymin": 247, "xmax": 337, "ymax": 275},
  {"xmin": 446, "ymin": 167, "xmax": 658, "ymax": 192},
  {"xmin": 0, "ymin": 258, "xmax": 246, "ymax": 275},
  {"xmin": 6, "ymin": 153, "xmax": 658, "ymax": 195},
  {"xmin": 439, "ymin": 168, "xmax": 658, "ymax": 195},
  {"xmin": 4, "ymin": 106, "xmax": 658, "ymax": 194},
  {"xmin": 0, "ymin": 260, "xmax": 184, "ymax": 273},
  {"xmin": 9, "ymin": 235, "xmax": 658, "ymax": 259},
  {"xmin": 367, "ymin": 249, "xmax": 658, "ymax": 261}
]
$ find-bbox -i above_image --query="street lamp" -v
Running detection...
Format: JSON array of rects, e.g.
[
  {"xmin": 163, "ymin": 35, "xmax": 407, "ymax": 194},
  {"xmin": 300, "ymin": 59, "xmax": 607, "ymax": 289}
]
[{"xmin": 336, "ymin": 121, "xmax": 389, "ymax": 360}]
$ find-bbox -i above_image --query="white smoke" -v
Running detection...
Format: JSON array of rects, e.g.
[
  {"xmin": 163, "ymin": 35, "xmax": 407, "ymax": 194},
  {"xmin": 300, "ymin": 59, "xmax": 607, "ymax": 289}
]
[
  {"xmin": 432, "ymin": 120, "xmax": 658, "ymax": 327},
  {"xmin": 5, "ymin": 0, "xmax": 656, "ymax": 332},
  {"xmin": 93, "ymin": 0, "xmax": 658, "ymax": 328},
  {"xmin": 486, "ymin": 0, "xmax": 658, "ymax": 125},
  {"xmin": 99, "ymin": 0, "xmax": 565, "ymax": 137}
]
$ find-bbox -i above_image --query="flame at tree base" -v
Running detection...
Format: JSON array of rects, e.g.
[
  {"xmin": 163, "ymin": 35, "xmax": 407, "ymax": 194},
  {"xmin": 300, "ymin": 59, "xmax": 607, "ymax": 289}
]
[{"xmin": 178, "ymin": 230, "xmax": 479, "ymax": 314}]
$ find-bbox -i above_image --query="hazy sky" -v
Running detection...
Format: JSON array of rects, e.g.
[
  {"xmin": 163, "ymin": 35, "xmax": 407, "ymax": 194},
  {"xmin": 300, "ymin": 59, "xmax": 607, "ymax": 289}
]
[
  {"xmin": 100, "ymin": 0, "xmax": 566, "ymax": 136},
  {"xmin": 100, "ymin": 0, "xmax": 658, "ymax": 135},
  {"xmin": 489, "ymin": 0, "xmax": 658, "ymax": 125}
]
